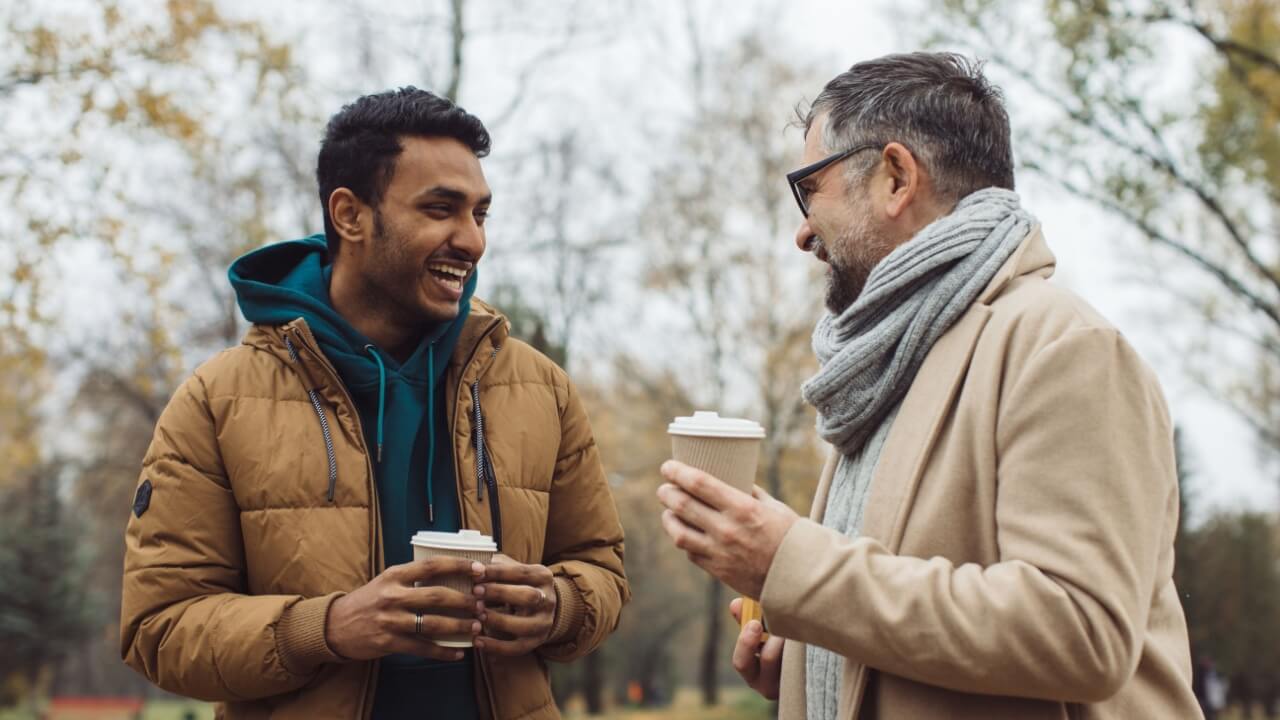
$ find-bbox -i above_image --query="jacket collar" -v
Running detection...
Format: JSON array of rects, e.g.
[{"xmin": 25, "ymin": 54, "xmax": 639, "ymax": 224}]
[
  {"xmin": 242, "ymin": 297, "xmax": 510, "ymax": 381},
  {"xmin": 976, "ymin": 224, "xmax": 1054, "ymax": 305}
]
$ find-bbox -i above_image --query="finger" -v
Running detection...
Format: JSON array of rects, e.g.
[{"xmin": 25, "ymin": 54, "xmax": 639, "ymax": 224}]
[
  {"xmin": 475, "ymin": 582, "xmax": 549, "ymax": 611},
  {"xmin": 482, "ymin": 608, "xmax": 551, "ymax": 640},
  {"xmin": 661, "ymin": 509, "xmax": 714, "ymax": 556},
  {"xmin": 395, "ymin": 611, "xmax": 482, "ymax": 640},
  {"xmin": 656, "ymin": 483, "xmax": 727, "ymax": 536},
  {"xmin": 753, "ymin": 485, "xmax": 794, "ymax": 514},
  {"xmin": 399, "ymin": 586, "xmax": 482, "ymax": 614},
  {"xmin": 758, "ymin": 634, "xmax": 785, "ymax": 698},
  {"xmin": 397, "ymin": 557, "xmax": 485, "ymax": 585},
  {"xmin": 661, "ymin": 460, "xmax": 748, "ymax": 512},
  {"xmin": 474, "ymin": 635, "xmax": 538, "ymax": 657},
  {"xmin": 729, "ymin": 597, "xmax": 744, "ymax": 623},
  {"xmin": 731, "ymin": 620, "xmax": 764, "ymax": 683},
  {"xmin": 759, "ymin": 632, "xmax": 784, "ymax": 668},
  {"xmin": 480, "ymin": 561, "xmax": 551, "ymax": 587}
]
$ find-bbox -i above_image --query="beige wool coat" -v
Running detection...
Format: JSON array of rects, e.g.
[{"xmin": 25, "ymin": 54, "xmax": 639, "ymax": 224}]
[{"xmin": 762, "ymin": 228, "xmax": 1202, "ymax": 719}]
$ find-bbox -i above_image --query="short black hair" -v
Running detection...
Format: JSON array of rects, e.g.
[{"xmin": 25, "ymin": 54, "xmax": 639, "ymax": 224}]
[
  {"xmin": 316, "ymin": 87, "xmax": 491, "ymax": 255},
  {"xmin": 804, "ymin": 52, "xmax": 1014, "ymax": 202}
]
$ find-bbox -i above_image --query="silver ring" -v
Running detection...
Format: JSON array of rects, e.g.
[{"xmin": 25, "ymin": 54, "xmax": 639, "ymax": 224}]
[{"xmin": 414, "ymin": 612, "xmax": 423, "ymax": 634}]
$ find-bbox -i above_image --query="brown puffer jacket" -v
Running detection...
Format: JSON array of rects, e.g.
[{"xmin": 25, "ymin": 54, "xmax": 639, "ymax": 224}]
[{"xmin": 120, "ymin": 299, "xmax": 629, "ymax": 719}]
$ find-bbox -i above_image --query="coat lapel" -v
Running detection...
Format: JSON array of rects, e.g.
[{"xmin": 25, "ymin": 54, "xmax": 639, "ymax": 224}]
[
  {"xmin": 856, "ymin": 306, "xmax": 992, "ymax": 548},
  {"xmin": 835, "ymin": 226, "xmax": 1052, "ymax": 719},
  {"xmin": 858, "ymin": 224, "xmax": 1047, "ymax": 551}
]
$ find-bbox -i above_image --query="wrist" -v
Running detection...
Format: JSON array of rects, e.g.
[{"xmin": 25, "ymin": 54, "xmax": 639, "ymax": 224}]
[
  {"xmin": 546, "ymin": 575, "xmax": 584, "ymax": 645},
  {"xmin": 322, "ymin": 593, "xmax": 353, "ymax": 661},
  {"xmin": 277, "ymin": 592, "xmax": 346, "ymax": 675}
]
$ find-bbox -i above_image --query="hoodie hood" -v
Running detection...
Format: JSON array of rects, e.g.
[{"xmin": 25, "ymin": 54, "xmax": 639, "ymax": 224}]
[
  {"xmin": 228, "ymin": 234, "xmax": 477, "ymax": 384},
  {"xmin": 229, "ymin": 233, "xmax": 475, "ymax": 533}
]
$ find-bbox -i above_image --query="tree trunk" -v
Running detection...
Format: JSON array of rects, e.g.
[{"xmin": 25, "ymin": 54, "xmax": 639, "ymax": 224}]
[
  {"xmin": 699, "ymin": 578, "xmax": 723, "ymax": 706},
  {"xmin": 584, "ymin": 650, "xmax": 605, "ymax": 714},
  {"xmin": 765, "ymin": 442, "xmax": 784, "ymax": 501},
  {"xmin": 445, "ymin": 0, "xmax": 465, "ymax": 102}
]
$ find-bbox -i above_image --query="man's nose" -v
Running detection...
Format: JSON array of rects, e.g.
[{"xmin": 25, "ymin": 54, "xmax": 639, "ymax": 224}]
[
  {"xmin": 452, "ymin": 216, "xmax": 486, "ymax": 260},
  {"xmin": 794, "ymin": 217, "xmax": 816, "ymax": 252}
]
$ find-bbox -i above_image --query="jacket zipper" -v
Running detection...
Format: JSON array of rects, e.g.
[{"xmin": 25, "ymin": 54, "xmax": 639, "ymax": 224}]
[
  {"xmin": 471, "ymin": 376, "xmax": 502, "ymax": 551},
  {"xmin": 453, "ymin": 336, "xmax": 503, "ymax": 720},
  {"xmin": 281, "ymin": 324, "xmax": 382, "ymax": 720},
  {"xmin": 284, "ymin": 335, "xmax": 340, "ymax": 502},
  {"xmin": 447, "ymin": 317, "xmax": 502, "ymax": 515}
]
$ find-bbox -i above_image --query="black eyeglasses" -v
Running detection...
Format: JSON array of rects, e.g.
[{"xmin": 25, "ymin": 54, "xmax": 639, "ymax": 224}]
[{"xmin": 786, "ymin": 143, "xmax": 882, "ymax": 217}]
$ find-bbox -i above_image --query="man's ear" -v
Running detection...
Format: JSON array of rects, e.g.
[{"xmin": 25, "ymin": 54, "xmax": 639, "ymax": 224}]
[
  {"xmin": 328, "ymin": 188, "xmax": 372, "ymax": 249},
  {"xmin": 881, "ymin": 142, "xmax": 920, "ymax": 220}
]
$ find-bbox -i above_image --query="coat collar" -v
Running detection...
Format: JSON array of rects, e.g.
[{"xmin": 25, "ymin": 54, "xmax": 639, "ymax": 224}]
[
  {"xmin": 977, "ymin": 224, "xmax": 1054, "ymax": 305},
  {"xmin": 807, "ymin": 224, "xmax": 1052, "ymax": 527},
  {"xmin": 241, "ymin": 297, "xmax": 511, "ymax": 390}
]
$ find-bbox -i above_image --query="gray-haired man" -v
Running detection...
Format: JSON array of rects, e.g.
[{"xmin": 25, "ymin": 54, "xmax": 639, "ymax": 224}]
[{"xmin": 656, "ymin": 52, "xmax": 1202, "ymax": 719}]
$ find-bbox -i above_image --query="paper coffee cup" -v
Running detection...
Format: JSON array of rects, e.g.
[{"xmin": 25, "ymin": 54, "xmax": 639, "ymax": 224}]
[
  {"xmin": 410, "ymin": 529, "xmax": 497, "ymax": 648},
  {"xmin": 667, "ymin": 411, "xmax": 766, "ymax": 493}
]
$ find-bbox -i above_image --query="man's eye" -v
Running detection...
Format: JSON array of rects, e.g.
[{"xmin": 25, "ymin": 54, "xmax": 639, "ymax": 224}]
[
  {"xmin": 474, "ymin": 210, "xmax": 490, "ymax": 225},
  {"xmin": 422, "ymin": 204, "xmax": 451, "ymax": 216}
]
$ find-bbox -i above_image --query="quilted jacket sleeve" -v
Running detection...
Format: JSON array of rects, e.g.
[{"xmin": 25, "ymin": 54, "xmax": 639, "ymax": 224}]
[
  {"xmin": 538, "ymin": 374, "xmax": 630, "ymax": 662},
  {"xmin": 120, "ymin": 371, "xmax": 343, "ymax": 701}
]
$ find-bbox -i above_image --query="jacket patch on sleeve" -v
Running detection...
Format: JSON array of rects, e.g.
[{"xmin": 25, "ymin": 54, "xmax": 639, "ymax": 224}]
[{"xmin": 133, "ymin": 479, "xmax": 153, "ymax": 517}]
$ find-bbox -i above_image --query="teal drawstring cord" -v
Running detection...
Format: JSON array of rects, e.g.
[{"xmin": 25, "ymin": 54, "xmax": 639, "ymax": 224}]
[
  {"xmin": 426, "ymin": 345, "xmax": 435, "ymax": 524},
  {"xmin": 363, "ymin": 345, "xmax": 386, "ymax": 463}
]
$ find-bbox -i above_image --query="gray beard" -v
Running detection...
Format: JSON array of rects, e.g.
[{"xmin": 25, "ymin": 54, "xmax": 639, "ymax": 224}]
[
  {"xmin": 824, "ymin": 261, "xmax": 868, "ymax": 315},
  {"xmin": 818, "ymin": 227, "xmax": 894, "ymax": 315}
]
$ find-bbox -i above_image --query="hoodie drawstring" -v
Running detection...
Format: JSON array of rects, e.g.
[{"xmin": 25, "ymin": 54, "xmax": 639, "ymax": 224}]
[
  {"xmin": 365, "ymin": 343, "xmax": 435, "ymax": 524},
  {"xmin": 363, "ymin": 345, "xmax": 386, "ymax": 464}
]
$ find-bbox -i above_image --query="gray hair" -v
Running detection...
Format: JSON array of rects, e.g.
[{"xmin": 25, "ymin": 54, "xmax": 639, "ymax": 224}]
[{"xmin": 802, "ymin": 52, "xmax": 1015, "ymax": 202}]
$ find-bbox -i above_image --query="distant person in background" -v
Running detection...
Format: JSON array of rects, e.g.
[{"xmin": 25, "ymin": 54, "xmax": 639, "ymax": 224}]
[
  {"xmin": 655, "ymin": 52, "xmax": 1202, "ymax": 719},
  {"xmin": 1202, "ymin": 657, "xmax": 1229, "ymax": 719},
  {"xmin": 120, "ymin": 87, "xmax": 628, "ymax": 719}
]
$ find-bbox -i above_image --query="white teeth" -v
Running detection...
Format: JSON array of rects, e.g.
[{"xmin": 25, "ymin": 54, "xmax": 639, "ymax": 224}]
[{"xmin": 428, "ymin": 263, "xmax": 467, "ymax": 278}]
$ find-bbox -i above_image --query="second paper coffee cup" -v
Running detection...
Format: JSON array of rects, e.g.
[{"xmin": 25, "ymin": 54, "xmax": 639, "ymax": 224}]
[
  {"xmin": 667, "ymin": 411, "xmax": 766, "ymax": 493},
  {"xmin": 410, "ymin": 529, "xmax": 497, "ymax": 648}
]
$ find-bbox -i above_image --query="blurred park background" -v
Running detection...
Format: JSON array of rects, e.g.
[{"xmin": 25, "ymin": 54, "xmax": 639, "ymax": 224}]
[{"xmin": 1, "ymin": 0, "xmax": 1278, "ymax": 717}]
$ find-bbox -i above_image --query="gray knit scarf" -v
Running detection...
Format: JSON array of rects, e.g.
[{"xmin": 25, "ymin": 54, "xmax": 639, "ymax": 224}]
[
  {"xmin": 801, "ymin": 188, "xmax": 1034, "ymax": 720},
  {"xmin": 801, "ymin": 187, "xmax": 1033, "ymax": 456}
]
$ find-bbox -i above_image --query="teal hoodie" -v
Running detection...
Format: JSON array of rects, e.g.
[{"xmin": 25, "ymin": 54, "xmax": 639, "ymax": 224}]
[{"xmin": 230, "ymin": 234, "xmax": 479, "ymax": 719}]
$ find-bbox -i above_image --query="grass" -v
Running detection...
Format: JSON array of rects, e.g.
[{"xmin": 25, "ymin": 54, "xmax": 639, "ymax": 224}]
[
  {"xmin": 563, "ymin": 688, "xmax": 774, "ymax": 720},
  {"xmin": 0, "ymin": 700, "xmax": 214, "ymax": 720},
  {"xmin": 1, "ymin": 691, "xmax": 769, "ymax": 720}
]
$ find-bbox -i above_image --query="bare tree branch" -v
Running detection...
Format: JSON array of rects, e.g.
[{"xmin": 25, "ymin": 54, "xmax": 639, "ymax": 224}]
[
  {"xmin": 1026, "ymin": 160, "xmax": 1280, "ymax": 330},
  {"xmin": 970, "ymin": 34, "xmax": 1280, "ymax": 300}
]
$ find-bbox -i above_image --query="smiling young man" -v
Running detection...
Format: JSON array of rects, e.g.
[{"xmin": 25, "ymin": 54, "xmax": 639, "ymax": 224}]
[
  {"xmin": 656, "ymin": 53, "xmax": 1200, "ymax": 719},
  {"xmin": 121, "ymin": 88, "xmax": 628, "ymax": 719}
]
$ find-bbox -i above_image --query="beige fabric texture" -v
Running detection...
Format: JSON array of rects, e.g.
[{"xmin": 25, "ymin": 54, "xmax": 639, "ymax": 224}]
[{"xmin": 766, "ymin": 228, "xmax": 1201, "ymax": 720}]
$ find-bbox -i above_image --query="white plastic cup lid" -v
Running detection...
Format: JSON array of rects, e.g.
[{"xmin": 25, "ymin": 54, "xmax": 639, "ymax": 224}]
[
  {"xmin": 668, "ymin": 411, "xmax": 766, "ymax": 439},
  {"xmin": 410, "ymin": 529, "xmax": 497, "ymax": 552}
]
